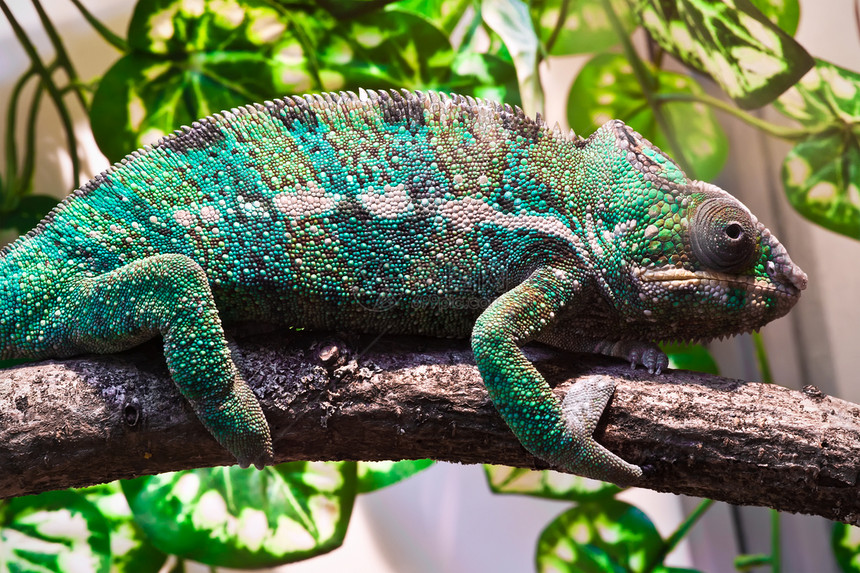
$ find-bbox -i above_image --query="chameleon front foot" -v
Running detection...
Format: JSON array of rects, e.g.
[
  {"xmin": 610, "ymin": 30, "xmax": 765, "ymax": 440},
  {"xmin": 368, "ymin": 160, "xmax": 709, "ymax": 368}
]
[
  {"xmin": 63, "ymin": 254, "xmax": 275, "ymax": 469},
  {"xmin": 551, "ymin": 375, "xmax": 643, "ymax": 485}
]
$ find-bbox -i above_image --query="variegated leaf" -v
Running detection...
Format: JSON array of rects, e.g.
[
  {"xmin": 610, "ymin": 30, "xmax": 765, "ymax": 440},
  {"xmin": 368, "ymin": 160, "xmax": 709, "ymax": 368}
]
[
  {"xmin": 356, "ymin": 460, "xmax": 435, "ymax": 493},
  {"xmin": 776, "ymin": 61, "xmax": 860, "ymax": 238},
  {"xmin": 0, "ymin": 491, "xmax": 111, "ymax": 573},
  {"xmin": 567, "ymin": 52, "xmax": 728, "ymax": 181},
  {"xmin": 748, "ymin": 0, "xmax": 800, "ymax": 35},
  {"xmin": 832, "ymin": 522, "xmax": 860, "ymax": 573},
  {"xmin": 315, "ymin": 9, "xmax": 454, "ymax": 91},
  {"xmin": 90, "ymin": 0, "xmax": 321, "ymax": 162},
  {"xmin": 531, "ymin": 0, "xmax": 634, "ymax": 55},
  {"xmin": 121, "ymin": 462, "xmax": 357, "ymax": 568},
  {"xmin": 635, "ymin": 0, "xmax": 813, "ymax": 109},
  {"xmin": 536, "ymin": 499, "xmax": 682, "ymax": 573},
  {"xmin": 79, "ymin": 482, "xmax": 167, "ymax": 573},
  {"xmin": 484, "ymin": 465, "xmax": 620, "ymax": 501}
]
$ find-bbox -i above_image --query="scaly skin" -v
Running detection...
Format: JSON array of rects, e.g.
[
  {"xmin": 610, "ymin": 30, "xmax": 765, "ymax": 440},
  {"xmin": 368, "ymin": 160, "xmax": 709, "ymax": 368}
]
[{"xmin": 0, "ymin": 90, "xmax": 807, "ymax": 481}]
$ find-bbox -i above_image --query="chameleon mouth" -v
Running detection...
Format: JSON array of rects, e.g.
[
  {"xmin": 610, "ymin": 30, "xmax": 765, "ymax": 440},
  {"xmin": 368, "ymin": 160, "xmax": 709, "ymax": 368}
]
[{"xmin": 636, "ymin": 267, "xmax": 802, "ymax": 298}]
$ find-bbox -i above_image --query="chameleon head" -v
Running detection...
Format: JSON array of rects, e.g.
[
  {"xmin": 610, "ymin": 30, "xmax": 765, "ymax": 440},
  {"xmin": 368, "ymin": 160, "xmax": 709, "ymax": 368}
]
[
  {"xmin": 582, "ymin": 120, "xmax": 807, "ymax": 342},
  {"xmin": 637, "ymin": 179, "xmax": 807, "ymax": 337}
]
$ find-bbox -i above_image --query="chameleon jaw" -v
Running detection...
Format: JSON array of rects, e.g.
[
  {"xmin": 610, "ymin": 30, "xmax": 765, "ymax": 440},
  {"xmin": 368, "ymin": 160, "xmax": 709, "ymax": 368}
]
[
  {"xmin": 628, "ymin": 265, "xmax": 804, "ymax": 341},
  {"xmin": 635, "ymin": 266, "xmax": 803, "ymax": 299}
]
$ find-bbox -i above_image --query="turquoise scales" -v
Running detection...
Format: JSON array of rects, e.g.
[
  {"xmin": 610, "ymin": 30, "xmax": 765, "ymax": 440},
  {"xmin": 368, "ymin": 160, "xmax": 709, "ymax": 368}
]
[{"xmin": 0, "ymin": 89, "xmax": 807, "ymax": 482}]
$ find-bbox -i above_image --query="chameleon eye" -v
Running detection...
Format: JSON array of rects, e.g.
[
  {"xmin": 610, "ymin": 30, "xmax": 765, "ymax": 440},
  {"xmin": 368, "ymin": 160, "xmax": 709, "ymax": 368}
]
[{"xmin": 690, "ymin": 198, "xmax": 758, "ymax": 272}]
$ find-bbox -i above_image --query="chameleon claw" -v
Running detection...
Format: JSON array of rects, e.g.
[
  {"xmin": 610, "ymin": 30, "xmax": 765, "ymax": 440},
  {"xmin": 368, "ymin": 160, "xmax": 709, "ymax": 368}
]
[
  {"xmin": 640, "ymin": 463, "xmax": 658, "ymax": 479},
  {"xmin": 236, "ymin": 445, "xmax": 273, "ymax": 471},
  {"xmin": 603, "ymin": 341, "xmax": 667, "ymax": 375},
  {"xmin": 642, "ymin": 347, "xmax": 669, "ymax": 375}
]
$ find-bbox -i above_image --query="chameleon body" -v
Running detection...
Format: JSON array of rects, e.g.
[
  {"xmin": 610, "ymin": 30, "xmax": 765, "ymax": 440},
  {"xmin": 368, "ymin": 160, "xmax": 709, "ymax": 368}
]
[{"xmin": 0, "ymin": 90, "xmax": 806, "ymax": 482}]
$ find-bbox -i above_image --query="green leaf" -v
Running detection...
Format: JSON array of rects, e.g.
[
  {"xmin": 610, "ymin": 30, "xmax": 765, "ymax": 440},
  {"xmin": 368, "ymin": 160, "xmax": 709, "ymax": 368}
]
[
  {"xmin": 291, "ymin": 0, "xmax": 399, "ymax": 20},
  {"xmin": 356, "ymin": 460, "xmax": 435, "ymax": 493},
  {"xmin": 316, "ymin": 9, "xmax": 453, "ymax": 91},
  {"xmin": 748, "ymin": 0, "xmax": 800, "ymax": 36},
  {"xmin": 567, "ymin": 52, "xmax": 728, "ymax": 181},
  {"xmin": 661, "ymin": 343, "xmax": 720, "ymax": 375},
  {"xmin": 535, "ymin": 499, "xmax": 664, "ymax": 573},
  {"xmin": 781, "ymin": 132, "xmax": 860, "ymax": 238},
  {"xmin": 484, "ymin": 465, "xmax": 620, "ymax": 501},
  {"xmin": 448, "ymin": 51, "xmax": 522, "ymax": 106},
  {"xmin": 634, "ymin": 0, "xmax": 813, "ymax": 109},
  {"xmin": 1, "ymin": 194, "xmax": 59, "ymax": 234},
  {"xmin": 91, "ymin": 0, "xmax": 521, "ymax": 165},
  {"xmin": 393, "ymin": 0, "xmax": 471, "ymax": 34},
  {"xmin": 776, "ymin": 60, "xmax": 860, "ymax": 239},
  {"xmin": 0, "ymin": 490, "xmax": 111, "ymax": 573},
  {"xmin": 775, "ymin": 60, "xmax": 860, "ymax": 128},
  {"xmin": 90, "ymin": 0, "xmax": 319, "ymax": 162},
  {"xmin": 79, "ymin": 482, "xmax": 167, "ymax": 573},
  {"xmin": 531, "ymin": 0, "xmax": 634, "ymax": 55},
  {"xmin": 480, "ymin": 0, "xmax": 542, "ymax": 115},
  {"xmin": 314, "ymin": 9, "xmax": 519, "ymax": 104},
  {"xmin": 121, "ymin": 462, "xmax": 357, "ymax": 568},
  {"xmin": 832, "ymin": 522, "xmax": 860, "ymax": 573}
]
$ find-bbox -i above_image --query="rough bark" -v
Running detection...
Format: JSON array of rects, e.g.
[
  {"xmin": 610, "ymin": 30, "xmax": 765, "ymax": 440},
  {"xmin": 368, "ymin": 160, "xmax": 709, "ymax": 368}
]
[{"xmin": 1, "ymin": 332, "xmax": 858, "ymax": 524}]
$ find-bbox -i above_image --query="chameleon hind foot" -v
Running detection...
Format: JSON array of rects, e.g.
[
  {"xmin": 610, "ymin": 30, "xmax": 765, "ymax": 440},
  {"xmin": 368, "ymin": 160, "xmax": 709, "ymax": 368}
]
[{"xmin": 554, "ymin": 375, "xmax": 643, "ymax": 484}]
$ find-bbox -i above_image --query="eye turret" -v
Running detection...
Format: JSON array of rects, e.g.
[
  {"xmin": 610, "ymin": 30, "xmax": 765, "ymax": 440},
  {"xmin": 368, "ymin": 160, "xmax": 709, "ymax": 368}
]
[{"xmin": 690, "ymin": 198, "xmax": 758, "ymax": 272}]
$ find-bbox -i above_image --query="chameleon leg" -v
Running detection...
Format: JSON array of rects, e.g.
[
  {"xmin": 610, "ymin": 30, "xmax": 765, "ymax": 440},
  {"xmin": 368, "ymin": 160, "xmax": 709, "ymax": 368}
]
[
  {"xmin": 68, "ymin": 254, "xmax": 272, "ymax": 468},
  {"xmin": 471, "ymin": 266, "xmax": 642, "ymax": 484}
]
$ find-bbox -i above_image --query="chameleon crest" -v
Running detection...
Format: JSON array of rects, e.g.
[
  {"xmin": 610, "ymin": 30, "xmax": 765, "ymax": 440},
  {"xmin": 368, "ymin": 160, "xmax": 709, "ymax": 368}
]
[{"xmin": 0, "ymin": 90, "xmax": 805, "ymax": 482}]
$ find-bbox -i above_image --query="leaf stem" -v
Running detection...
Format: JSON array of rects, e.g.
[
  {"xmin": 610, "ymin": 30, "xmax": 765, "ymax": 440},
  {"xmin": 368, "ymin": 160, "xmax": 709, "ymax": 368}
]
[
  {"xmin": 67, "ymin": 0, "xmax": 128, "ymax": 52},
  {"xmin": 544, "ymin": 0, "xmax": 570, "ymax": 55},
  {"xmin": 3, "ymin": 68, "xmax": 37, "ymax": 199},
  {"xmin": 751, "ymin": 332, "xmax": 773, "ymax": 385},
  {"xmin": 31, "ymin": 0, "xmax": 88, "ymax": 109},
  {"xmin": 651, "ymin": 92, "xmax": 812, "ymax": 141},
  {"xmin": 0, "ymin": 1, "xmax": 82, "ymax": 187},
  {"xmin": 21, "ymin": 81, "xmax": 45, "ymax": 201},
  {"xmin": 643, "ymin": 498, "xmax": 714, "ymax": 572},
  {"xmin": 600, "ymin": 0, "xmax": 692, "ymax": 172},
  {"xmin": 279, "ymin": 10, "xmax": 324, "ymax": 91},
  {"xmin": 770, "ymin": 509, "xmax": 781, "ymax": 573}
]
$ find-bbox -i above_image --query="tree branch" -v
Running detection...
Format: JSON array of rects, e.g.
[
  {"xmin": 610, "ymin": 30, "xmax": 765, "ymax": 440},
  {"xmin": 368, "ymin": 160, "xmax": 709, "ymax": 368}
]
[{"xmin": 1, "ymin": 332, "xmax": 859, "ymax": 524}]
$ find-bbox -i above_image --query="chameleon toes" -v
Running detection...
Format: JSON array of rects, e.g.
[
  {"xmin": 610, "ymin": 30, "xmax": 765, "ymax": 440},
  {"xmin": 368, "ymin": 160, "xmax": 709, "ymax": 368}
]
[{"xmin": 641, "ymin": 347, "xmax": 669, "ymax": 375}]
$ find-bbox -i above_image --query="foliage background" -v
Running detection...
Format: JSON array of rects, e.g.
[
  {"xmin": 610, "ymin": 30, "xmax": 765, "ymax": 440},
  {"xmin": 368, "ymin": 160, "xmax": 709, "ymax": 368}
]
[{"xmin": 1, "ymin": 0, "xmax": 859, "ymax": 571}]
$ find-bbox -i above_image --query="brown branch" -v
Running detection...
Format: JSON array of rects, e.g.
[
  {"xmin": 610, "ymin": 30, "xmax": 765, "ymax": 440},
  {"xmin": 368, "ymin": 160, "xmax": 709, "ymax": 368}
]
[{"xmin": 1, "ymin": 332, "xmax": 859, "ymax": 524}]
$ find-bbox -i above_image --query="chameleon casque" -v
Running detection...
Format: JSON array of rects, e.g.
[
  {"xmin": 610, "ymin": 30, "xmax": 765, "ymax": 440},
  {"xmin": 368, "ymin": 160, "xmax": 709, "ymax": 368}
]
[{"xmin": 0, "ymin": 89, "xmax": 807, "ymax": 484}]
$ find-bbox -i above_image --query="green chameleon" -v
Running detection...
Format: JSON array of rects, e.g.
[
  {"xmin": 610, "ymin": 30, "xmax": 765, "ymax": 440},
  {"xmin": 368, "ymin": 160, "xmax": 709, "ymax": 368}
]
[{"xmin": 0, "ymin": 90, "xmax": 806, "ymax": 484}]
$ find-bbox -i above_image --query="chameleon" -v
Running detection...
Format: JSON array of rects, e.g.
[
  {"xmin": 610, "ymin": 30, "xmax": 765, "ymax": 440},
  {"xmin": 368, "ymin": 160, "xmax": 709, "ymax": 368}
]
[{"xmin": 0, "ymin": 89, "xmax": 807, "ymax": 484}]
